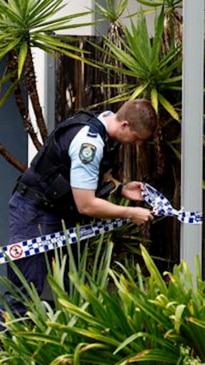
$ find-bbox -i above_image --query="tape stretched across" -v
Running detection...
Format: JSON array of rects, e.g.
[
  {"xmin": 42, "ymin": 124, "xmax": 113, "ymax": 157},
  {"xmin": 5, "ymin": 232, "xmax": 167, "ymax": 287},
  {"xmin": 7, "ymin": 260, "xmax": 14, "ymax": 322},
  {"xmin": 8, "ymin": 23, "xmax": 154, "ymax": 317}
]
[
  {"xmin": 1, "ymin": 183, "xmax": 202, "ymax": 265},
  {"xmin": 0, "ymin": 219, "xmax": 129, "ymax": 265}
]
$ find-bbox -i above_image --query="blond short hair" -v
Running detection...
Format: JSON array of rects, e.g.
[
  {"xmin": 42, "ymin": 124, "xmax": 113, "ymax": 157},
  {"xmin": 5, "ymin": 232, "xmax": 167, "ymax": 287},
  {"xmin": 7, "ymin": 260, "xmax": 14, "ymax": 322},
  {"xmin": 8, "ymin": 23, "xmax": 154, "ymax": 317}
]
[{"xmin": 116, "ymin": 99, "xmax": 157, "ymax": 134}]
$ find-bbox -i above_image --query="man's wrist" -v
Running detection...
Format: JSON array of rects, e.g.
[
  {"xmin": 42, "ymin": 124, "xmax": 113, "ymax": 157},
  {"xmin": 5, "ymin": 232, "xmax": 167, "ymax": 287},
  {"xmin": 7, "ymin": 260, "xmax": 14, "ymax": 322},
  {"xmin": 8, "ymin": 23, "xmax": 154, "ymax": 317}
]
[{"xmin": 115, "ymin": 182, "xmax": 124, "ymax": 197}]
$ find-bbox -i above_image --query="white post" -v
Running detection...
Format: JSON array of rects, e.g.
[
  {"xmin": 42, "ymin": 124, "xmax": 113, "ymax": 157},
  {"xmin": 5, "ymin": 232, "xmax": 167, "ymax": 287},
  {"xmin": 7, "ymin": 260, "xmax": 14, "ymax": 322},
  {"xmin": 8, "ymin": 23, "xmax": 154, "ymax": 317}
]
[{"xmin": 180, "ymin": 0, "xmax": 204, "ymax": 275}]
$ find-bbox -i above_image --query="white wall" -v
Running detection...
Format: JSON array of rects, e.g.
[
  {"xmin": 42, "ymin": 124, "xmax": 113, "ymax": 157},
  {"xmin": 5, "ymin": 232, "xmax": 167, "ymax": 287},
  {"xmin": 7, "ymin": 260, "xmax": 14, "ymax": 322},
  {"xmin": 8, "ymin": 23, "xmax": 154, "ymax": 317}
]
[{"xmin": 53, "ymin": 0, "xmax": 95, "ymax": 36}]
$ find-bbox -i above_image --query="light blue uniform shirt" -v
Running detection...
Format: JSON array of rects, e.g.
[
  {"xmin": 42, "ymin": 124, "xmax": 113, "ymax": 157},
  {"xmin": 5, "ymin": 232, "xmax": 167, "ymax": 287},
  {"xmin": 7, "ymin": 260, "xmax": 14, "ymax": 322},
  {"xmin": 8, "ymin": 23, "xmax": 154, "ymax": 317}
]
[{"xmin": 68, "ymin": 111, "xmax": 113, "ymax": 190}]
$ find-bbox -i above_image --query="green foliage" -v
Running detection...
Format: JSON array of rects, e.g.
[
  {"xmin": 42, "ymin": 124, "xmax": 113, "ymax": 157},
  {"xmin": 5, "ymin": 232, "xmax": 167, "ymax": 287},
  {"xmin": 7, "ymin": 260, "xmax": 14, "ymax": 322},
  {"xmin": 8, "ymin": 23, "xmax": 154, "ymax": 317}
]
[
  {"xmin": 91, "ymin": 7, "xmax": 181, "ymax": 120},
  {"xmin": 94, "ymin": 0, "xmax": 129, "ymax": 23},
  {"xmin": 0, "ymin": 0, "xmax": 99, "ymax": 165},
  {"xmin": 0, "ymin": 232, "xmax": 205, "ymax": 364},
  {"xmin": 0, "ymin": 0, "xmax": 94, "ymax": 79}
]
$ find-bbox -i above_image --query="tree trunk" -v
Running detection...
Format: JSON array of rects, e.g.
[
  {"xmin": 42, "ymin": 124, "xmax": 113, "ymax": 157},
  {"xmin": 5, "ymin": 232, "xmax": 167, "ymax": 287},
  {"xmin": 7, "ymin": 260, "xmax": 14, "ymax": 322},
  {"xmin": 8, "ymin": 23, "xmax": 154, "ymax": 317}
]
[
  {"xmin": 24, "ymin": 45, "xmax": 48, "ymax": 143},
  {"xmin": 0, "ymin": 141, "xmax": 26, "ymax": 172},
  {"xmin": 8, "ymin": 51, "xmax": 42, "ymax": 151}
]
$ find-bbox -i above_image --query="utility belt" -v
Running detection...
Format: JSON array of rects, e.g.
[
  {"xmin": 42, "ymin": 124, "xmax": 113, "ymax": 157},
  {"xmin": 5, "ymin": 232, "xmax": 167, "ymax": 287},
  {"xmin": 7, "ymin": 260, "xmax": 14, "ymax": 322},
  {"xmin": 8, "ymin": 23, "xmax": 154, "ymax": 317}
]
[
  {"xmin": 14, "ymin": 178, "xmax": 123, "ymax": 212},
  {"xmin": 14, "ymin": 182, "xmax": 57, "ymax": 211}
]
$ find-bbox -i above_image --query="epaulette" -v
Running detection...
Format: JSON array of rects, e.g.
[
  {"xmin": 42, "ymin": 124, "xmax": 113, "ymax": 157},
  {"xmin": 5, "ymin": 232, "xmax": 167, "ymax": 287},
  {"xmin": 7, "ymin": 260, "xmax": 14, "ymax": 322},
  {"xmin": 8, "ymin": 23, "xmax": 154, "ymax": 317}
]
[{"xmin": 87, "ymin": 125, "xmax": 99, "ymax": 138}]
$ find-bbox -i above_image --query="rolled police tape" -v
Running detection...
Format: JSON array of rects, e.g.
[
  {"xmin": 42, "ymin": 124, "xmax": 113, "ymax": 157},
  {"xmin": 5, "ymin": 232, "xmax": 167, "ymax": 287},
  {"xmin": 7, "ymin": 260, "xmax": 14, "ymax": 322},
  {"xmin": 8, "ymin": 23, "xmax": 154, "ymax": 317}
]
[{"xmin": 0, "ymin": 219, "xmax": 129, "ymax": 265}]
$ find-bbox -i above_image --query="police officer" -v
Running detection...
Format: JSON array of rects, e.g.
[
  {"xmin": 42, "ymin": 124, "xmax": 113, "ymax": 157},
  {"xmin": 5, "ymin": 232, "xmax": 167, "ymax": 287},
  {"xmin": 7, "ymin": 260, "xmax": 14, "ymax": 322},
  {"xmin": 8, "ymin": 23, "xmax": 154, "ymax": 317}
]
[{"xmin": 6, "ymin": 98, "xmax": 157, "ymax": 314}]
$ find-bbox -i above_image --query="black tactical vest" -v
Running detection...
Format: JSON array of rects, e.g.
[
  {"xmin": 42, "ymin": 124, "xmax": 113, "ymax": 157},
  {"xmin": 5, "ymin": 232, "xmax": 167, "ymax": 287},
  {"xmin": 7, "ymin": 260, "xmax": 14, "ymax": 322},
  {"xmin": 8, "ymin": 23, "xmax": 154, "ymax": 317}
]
[{"xmin": 20, "ymin": 111, "xmax": 120, "ymax": 214}]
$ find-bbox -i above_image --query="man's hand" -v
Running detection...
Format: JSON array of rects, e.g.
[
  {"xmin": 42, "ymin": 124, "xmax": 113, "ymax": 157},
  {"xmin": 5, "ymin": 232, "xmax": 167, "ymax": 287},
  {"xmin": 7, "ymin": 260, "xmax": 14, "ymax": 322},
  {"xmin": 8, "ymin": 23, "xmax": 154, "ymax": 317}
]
[
  {"xmin": 121, "ymin": 181, "xmax": 144, "ymax": 201},
  {"xmin": 129, "ymin": 206, "xmax": 154, "ymax": 225}
]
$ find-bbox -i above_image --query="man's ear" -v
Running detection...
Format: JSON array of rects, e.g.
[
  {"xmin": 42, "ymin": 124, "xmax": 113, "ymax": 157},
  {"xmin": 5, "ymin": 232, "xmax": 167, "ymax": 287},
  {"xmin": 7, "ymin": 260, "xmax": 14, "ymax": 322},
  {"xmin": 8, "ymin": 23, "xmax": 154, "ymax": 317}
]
[{"xmin": 121, "ymin": 120, "xmax": 129, "ymax": 129}]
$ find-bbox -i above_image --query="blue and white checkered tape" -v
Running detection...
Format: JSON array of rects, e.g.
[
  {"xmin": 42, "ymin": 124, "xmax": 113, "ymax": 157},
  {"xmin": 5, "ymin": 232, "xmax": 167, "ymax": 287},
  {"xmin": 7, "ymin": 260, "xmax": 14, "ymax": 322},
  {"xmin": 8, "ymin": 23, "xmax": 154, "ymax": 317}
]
[
  {"xmin": 0, "ymin": 219, "xmax": 129, "ymax": 264},
  {"xmin": 142, "ymin": 183, "xmax": 203, "ymax": 224}
]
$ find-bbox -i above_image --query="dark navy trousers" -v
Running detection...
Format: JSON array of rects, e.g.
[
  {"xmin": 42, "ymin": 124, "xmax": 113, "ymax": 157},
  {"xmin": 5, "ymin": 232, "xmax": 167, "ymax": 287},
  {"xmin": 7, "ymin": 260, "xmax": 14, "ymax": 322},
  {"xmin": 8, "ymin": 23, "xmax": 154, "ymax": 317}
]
[{"xmin": 6, "ymin": 192, "xmax": 77, "ymax": 314}]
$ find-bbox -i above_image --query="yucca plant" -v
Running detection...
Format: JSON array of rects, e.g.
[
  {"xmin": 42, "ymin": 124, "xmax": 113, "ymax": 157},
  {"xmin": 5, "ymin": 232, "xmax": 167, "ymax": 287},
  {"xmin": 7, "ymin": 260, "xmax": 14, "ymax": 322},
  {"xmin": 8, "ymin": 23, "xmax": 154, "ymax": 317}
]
[
  {"xmin": 91, "ymin": 7, "xmax": 182, "ymax": 120},
  {"xmin": 97, "ymin": 7, "xmax": 182, "ymax": 187},
  {"xmin": 0, "ymin": 0, "xmax": 95, "ymax": 171}
]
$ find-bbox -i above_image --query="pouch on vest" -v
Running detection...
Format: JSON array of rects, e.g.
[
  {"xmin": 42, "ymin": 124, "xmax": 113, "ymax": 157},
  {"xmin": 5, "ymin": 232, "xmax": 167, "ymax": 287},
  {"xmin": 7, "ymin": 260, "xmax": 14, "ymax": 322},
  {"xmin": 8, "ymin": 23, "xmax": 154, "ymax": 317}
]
[{"xmin": 44, "ymin": 173, "xmax": 72, "ymax": 202}]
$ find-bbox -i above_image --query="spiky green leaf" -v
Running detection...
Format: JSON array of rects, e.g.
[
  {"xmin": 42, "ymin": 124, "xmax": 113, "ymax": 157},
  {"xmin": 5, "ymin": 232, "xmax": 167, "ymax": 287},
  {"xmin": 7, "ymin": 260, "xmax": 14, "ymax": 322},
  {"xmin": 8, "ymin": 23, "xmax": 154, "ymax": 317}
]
[{"xmin": 158, "ymin": 92, "xmax": 180, "ymax": 121}]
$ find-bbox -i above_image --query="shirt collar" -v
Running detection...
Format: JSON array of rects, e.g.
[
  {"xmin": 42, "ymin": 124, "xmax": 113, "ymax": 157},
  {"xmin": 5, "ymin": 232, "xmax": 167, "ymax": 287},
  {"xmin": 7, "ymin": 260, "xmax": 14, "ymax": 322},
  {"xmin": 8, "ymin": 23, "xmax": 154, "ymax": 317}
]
[{"xmin": 97, "ymin": 111, "xmax": 114, "ymax": 132}]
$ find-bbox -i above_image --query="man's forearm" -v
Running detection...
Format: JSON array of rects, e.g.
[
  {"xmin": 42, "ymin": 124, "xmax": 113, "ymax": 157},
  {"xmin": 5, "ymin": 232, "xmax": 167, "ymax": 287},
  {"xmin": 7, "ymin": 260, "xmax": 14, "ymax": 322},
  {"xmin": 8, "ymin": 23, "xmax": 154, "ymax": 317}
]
[
  {"xmin": 72, "ymin": 188, "xmax": 153, "ymax": 225},
  {"xmin": 77, "ymin": 196, "xmax": 132, "ymax": 219}
]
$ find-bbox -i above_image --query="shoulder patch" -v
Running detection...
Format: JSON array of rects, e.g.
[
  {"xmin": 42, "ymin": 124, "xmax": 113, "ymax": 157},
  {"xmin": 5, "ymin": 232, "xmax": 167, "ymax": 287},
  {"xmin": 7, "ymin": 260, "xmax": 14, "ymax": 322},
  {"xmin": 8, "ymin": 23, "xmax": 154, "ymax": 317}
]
[{"xmin": 79, "ymin": 143, "xmax": 96, "ymax": 164}]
